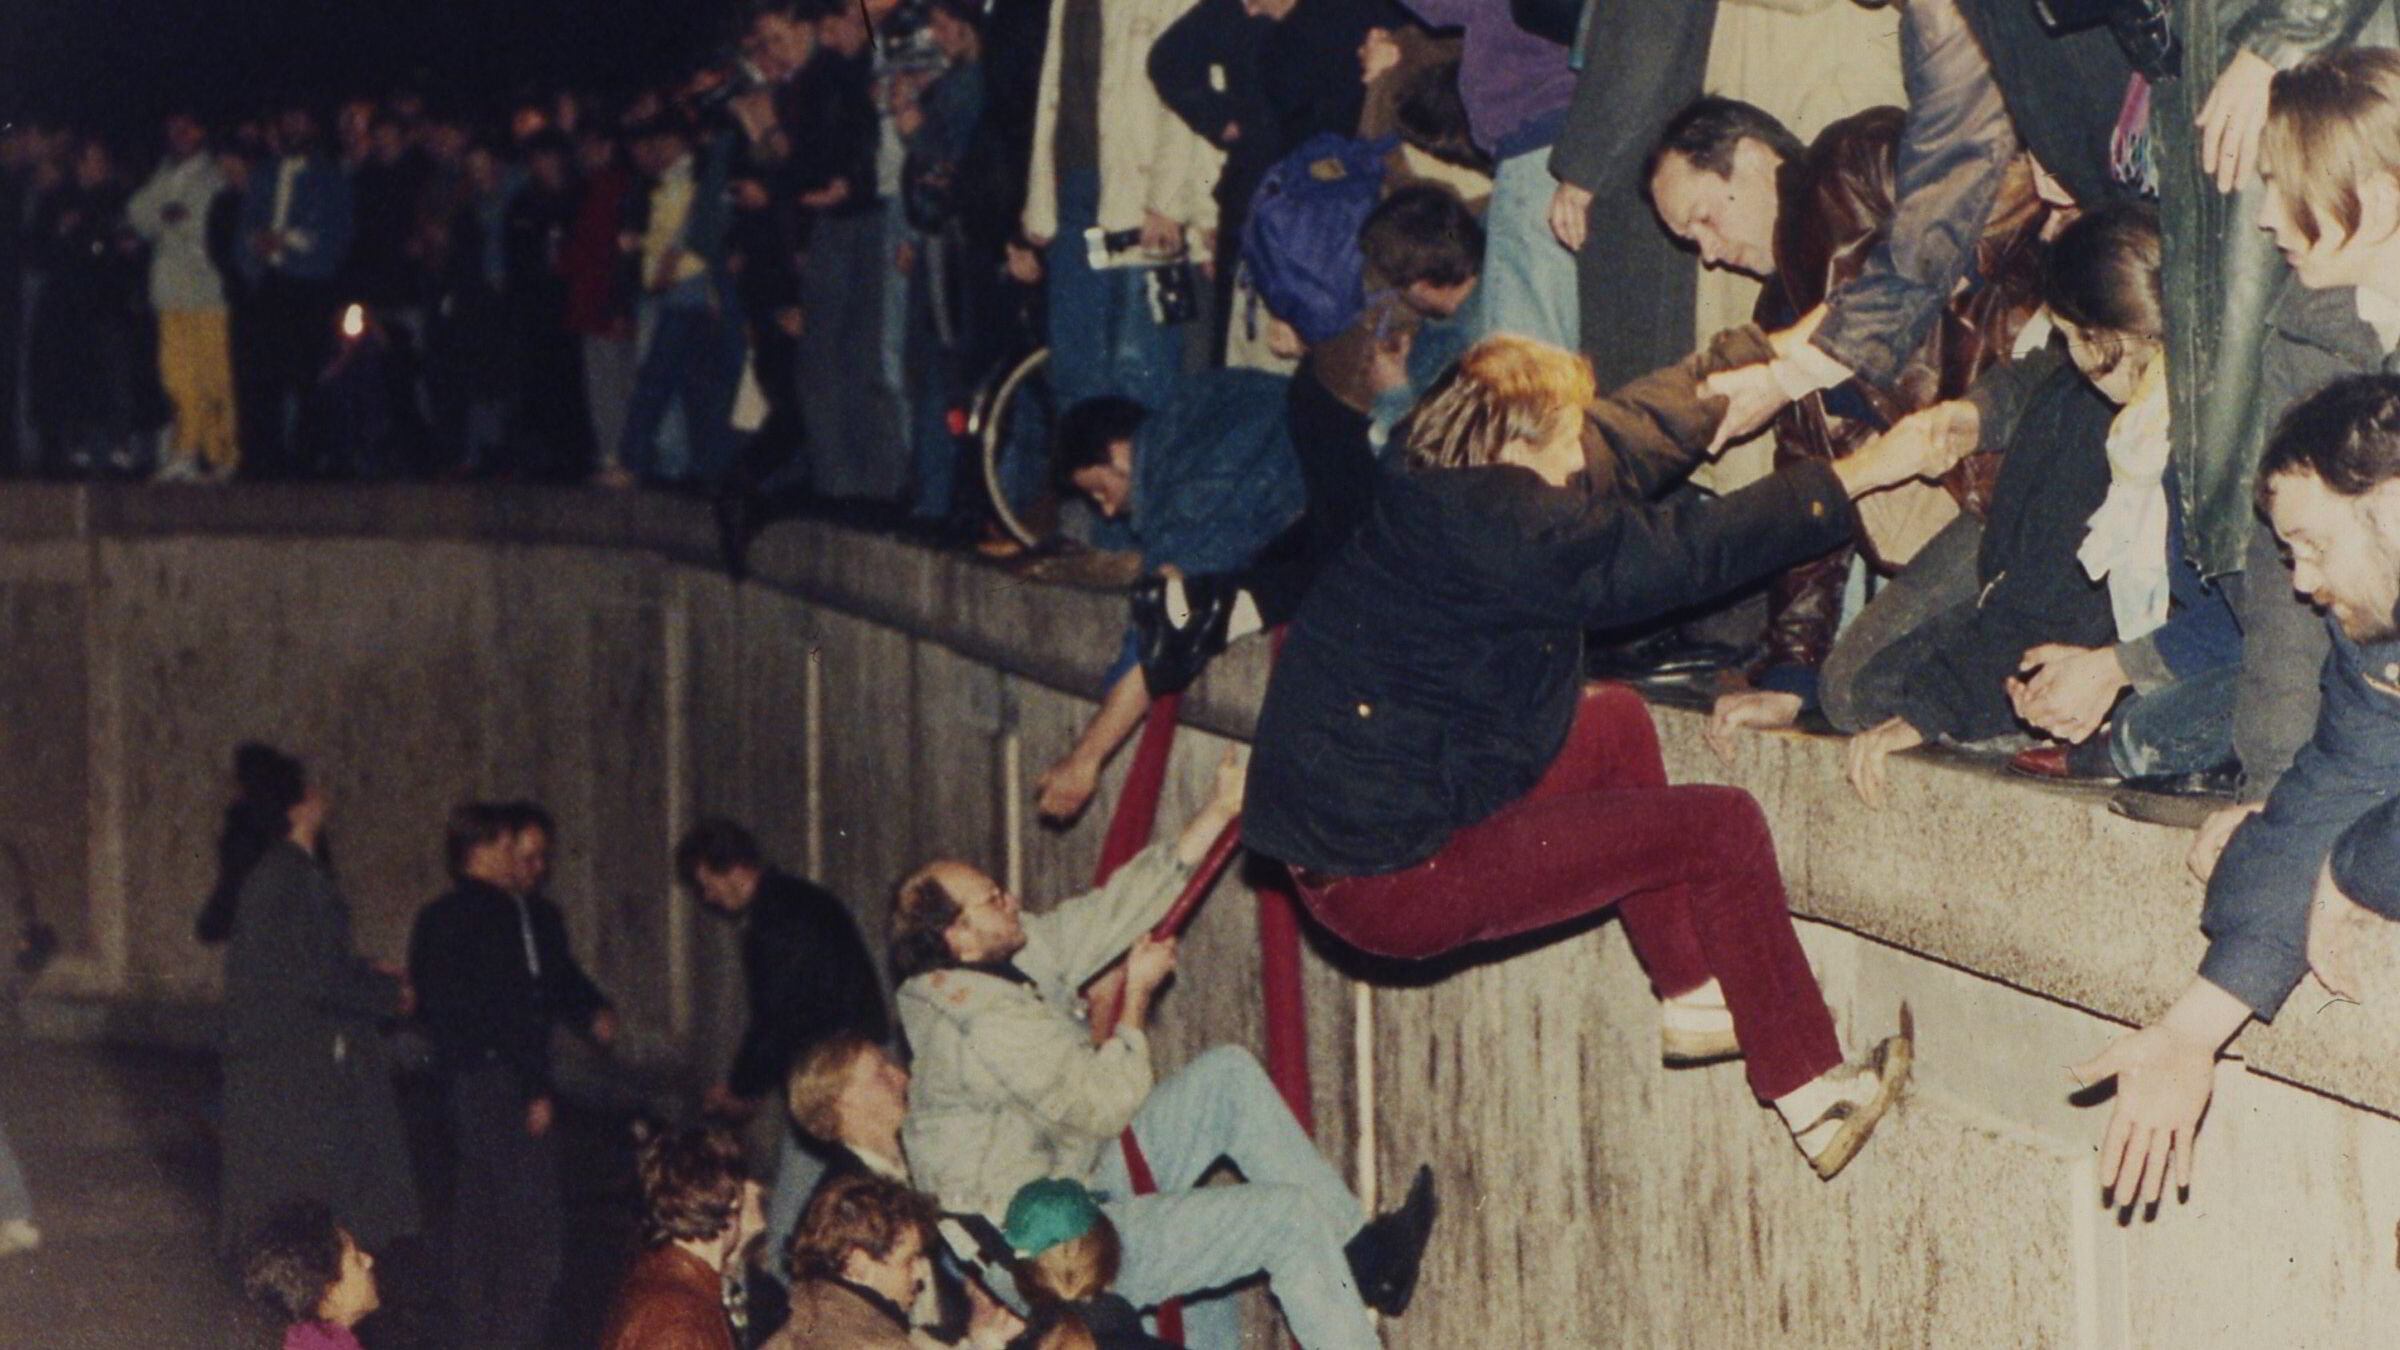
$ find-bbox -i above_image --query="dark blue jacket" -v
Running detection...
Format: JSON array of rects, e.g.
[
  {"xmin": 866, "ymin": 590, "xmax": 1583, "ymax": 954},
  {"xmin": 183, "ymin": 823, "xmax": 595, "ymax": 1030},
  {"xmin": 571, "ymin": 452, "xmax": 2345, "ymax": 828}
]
[
  {"xmin": 1133, "ymin": 368, "xmax": 1306, "ymax": 578},
  {"xmin": 237, "ymin": 155, "xmax": 353, "ymax": 284},
  {"xmin": 2201, "ymin": 624, "xmax": 2400, "ymax": 1017}
]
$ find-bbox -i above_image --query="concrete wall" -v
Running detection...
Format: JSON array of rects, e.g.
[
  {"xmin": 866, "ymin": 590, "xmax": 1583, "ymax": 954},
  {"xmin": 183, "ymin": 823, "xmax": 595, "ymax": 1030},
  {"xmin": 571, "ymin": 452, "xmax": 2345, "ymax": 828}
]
[{"xmin": 9, "ymin": 485, "xmax": 2400, "ymax": 1347}]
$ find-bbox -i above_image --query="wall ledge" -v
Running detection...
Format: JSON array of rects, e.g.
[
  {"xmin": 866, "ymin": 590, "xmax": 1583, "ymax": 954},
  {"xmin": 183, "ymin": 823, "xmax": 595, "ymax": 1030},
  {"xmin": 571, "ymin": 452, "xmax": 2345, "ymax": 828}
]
[{"xmin": 15, "ymin": 483, "xmax": 2396, "ymax": 1123}]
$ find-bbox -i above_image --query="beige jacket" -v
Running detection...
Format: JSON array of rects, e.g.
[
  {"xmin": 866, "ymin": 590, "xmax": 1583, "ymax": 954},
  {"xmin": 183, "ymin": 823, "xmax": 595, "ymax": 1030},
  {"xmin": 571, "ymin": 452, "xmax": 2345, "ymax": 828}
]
[
  {"xmin": 898, "ymin": 842, "xmax": 1191, "ymax": 1221},
  {"xmin": 1021, "ymin": 0, "xmax": 1223, "ymax": 242}
]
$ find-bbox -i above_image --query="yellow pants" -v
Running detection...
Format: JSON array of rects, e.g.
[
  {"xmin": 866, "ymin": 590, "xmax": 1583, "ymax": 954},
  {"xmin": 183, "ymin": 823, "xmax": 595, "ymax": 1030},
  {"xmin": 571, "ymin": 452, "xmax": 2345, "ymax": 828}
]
[{"xmin": 157, "ymin": 309, "xmax": 237, "ymax": 473}]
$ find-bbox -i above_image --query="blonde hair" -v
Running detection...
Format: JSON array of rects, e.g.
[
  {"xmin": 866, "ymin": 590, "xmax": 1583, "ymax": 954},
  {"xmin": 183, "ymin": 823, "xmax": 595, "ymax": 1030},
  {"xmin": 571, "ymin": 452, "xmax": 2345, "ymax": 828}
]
[
  {"xmin": 1017, "ymin": 1216, "xmax": 1121, "ymax": 1306},
  {"xmin": 1403, "ymin": 334, "xmax": 1598, "ymax": 473},
  {"xmin": 787, "ymin": 1034, "xmax": 878, "ymax": 1143},
  {"xmin": 2263, "ymin": 47, "xmax": 2400, "ymax": 247}
]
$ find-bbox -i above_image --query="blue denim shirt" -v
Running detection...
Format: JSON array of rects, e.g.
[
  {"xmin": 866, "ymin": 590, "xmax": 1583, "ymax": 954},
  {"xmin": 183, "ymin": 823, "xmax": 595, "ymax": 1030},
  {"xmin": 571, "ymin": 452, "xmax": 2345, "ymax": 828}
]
[
  {"xmin": 2200, "ymin": 621, "xmax": 2400, "ymax": 1017},
  {"xmin": 1132, "ymin": 368, "xmax": 1307, "ymax": 578}
]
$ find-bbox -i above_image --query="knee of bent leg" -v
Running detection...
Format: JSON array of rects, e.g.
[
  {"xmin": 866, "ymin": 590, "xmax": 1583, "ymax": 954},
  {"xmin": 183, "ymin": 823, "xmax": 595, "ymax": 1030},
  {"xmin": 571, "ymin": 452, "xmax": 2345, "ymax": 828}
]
[{"xmin": 1190, "ymin": 1044, "xmax": 1270, "ymax": 1094}]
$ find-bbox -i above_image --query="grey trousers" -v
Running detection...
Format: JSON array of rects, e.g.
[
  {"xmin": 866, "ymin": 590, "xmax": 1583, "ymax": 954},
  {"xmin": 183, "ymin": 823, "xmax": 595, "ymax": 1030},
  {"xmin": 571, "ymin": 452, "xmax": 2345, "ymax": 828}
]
[{"xmin": 1821, "ymin": 513, "xmax": 1986, "ymax": 734}]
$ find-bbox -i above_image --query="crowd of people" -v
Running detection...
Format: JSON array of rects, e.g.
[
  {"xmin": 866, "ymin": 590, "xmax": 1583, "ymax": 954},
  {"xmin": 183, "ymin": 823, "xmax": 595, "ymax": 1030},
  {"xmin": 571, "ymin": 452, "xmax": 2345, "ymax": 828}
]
[{"xmin": 10, "ymin": 0, "xmax": 2400, "ymax": 1343}]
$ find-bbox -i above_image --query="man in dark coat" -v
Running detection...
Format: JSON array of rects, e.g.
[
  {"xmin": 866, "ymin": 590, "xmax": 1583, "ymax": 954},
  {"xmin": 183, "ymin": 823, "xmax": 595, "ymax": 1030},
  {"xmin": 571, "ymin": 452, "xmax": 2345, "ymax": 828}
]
[
  {"xmin": 676, "ymin": 817, "xmax": 888, "ymax": 1263},
  {"xmin": 410, "ymin": 800, "xmax": 616, "ymax": 1350}
]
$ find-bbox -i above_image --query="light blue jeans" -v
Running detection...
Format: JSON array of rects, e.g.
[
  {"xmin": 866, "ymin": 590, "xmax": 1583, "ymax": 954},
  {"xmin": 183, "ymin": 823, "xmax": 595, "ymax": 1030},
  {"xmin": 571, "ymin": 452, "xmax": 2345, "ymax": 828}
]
[
  {"xmin": 1086, "ymin": 1046, "xmax": 1373, "ymax": 1350},
  {"xmin": 0, "ymin": 1115, "xmax": 30, "ymax": 1225},
  {"xmin": 1476, "ymin": 148, "xmax": 1582, "ymax": 351}
]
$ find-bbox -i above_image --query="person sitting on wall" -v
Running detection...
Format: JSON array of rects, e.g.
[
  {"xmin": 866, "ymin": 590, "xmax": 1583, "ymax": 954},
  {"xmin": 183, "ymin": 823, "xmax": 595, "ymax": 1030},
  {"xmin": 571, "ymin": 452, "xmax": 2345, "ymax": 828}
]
[
  {"xmin": 240, "ymin": 1200, "xmax": 385, "ymax": 1350},
  {"xmin": 785, "ymin": 1033, "xmax": 1026, "ymax": 1350},
  {"xmin": 599, "ymin": 1126, "xmax": 765, "ymax": 1350},
  {"xmin": 890, "ymin": 750, "xmax": 1436, "ymax": 1350},
  {"xmin": 677, "ymin": 818, "xmax": 891, "ymax": 1269},
  {"xmin": 1032, "ymin": 372, "xmax": 1308, "ymax": 825},
  {"xmin": 1246, "ymin": 332, "xmax": 1964, "ymax": 1177},
  {"xmin": 1643, "ymin": 94, "xmax": 2053, "ymax": 707},
  {"xmin": 2075, "ymin": 374, "xmax": 2400, "ymax": 1215}
]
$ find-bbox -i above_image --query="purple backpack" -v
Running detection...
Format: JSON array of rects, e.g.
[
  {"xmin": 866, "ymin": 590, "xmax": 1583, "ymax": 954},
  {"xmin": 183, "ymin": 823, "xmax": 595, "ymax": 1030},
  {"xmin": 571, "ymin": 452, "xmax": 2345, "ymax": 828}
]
[{"xmin": 1241, "ymin": 133, "xmax": 1399, "ymax": 345}]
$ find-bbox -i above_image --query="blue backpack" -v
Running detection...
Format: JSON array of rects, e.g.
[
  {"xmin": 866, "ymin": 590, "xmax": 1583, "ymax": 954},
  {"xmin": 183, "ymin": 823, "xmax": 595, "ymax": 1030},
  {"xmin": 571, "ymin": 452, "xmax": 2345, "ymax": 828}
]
[{"xmin": 1241, "ymin": 132, "xmax": 1398, "ymax": 345}]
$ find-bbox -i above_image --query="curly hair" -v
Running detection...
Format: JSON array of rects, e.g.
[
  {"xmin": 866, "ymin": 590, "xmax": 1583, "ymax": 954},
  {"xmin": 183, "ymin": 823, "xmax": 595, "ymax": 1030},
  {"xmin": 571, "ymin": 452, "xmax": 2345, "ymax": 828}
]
[
  {"xmin": 636, "ymin": 1126, "xmax": 750, "ymax": 1246},
  {"xmin": 788, "ymin": 1173, "xmax": 936, "ymax": 1283},
  {"xmin": 240, "ymin": 1201, "xmax": 345, "ymax": 1326}
]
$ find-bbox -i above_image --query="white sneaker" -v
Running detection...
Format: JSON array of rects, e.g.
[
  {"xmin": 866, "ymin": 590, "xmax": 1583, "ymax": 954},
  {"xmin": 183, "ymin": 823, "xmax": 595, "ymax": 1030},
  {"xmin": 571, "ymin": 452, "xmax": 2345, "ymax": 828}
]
[
  {"xmin": 151, "ymin": 456, "xmax": 203, "ymax": 484},
  {"xmin": 0, "ymin": 1219, "xmax": 41, "ymax": 1256}
]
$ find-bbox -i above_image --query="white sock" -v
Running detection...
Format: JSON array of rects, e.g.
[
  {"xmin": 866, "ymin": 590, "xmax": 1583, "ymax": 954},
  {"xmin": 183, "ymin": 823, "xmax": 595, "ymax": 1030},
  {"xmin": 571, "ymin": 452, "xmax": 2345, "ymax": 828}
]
[
  {"xmin": 1773, "ymin": 1071, "xmax": 1847, "ymax": 1146},
  {"xmin": 1228, "ymin": 590, "xmax": 1263, "ymax": 642},
  {"xmin": 1662, "ymin": 979, "xmax": 1732, "ymax": 1034},
  {"xmin": 1165, "ymin": 574, "xmax": 1193, "ymax": 628}
]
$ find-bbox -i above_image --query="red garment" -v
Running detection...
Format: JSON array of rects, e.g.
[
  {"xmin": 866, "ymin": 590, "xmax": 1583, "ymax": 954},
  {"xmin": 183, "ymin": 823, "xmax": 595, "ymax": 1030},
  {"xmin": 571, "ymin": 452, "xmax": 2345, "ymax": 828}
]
[
  {"xmin": 562, "ymin": 166, "xmax": 633, "ymax": 337},
  {"xmin": 1292, "ymin": 683, "xmax": 1842, "ymax": 1101},
  {"xmin": 283, "ymin": 1323, "xmax": 365, "ymax": 1350}
]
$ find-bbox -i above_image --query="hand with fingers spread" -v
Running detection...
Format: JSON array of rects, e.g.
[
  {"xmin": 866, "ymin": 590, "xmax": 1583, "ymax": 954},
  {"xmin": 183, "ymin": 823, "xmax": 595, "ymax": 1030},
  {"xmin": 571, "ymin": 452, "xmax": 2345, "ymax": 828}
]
[
  {"xmin": 1845, "ymin": 716, "xmax": 1923, "ymax": 808},
  {"xmin": 1705, "ymin": 689, "xmax": 1803, "ymax": 768},
  {"xmin": 2197, "ymin": 49, "xmax": 2276, "ymax": 194},
  {"xmin": 2008, "ymin": 643, "xmax": 2128, "ymax": 744},
  {"xmin": 1700, "ymin": 361, "xmax": 1790, "ymax": 456},
  {"xmin": 2308, "ymin": 861, "xmax": 2390, "ymax": 1003},
  {"xmin": 2071, "ymin": 980, "xmax": 2249, "ymax": 1212},
  {"xmin": 2187, "ymin": 801, "xmax": 2265, "ymax": 882}
]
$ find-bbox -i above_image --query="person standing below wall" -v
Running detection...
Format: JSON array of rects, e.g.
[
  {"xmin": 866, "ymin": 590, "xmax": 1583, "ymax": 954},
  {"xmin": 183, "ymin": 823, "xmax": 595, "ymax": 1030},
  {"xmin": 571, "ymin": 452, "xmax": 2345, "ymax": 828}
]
[
  {"xmin": 1390, "ymin": 0, "xmax": 1575, "ymax": 350},
  {"xmin": 218, "ymin": 752, "xmax": 419, "ymax": 1260},
  {"xmin": 410, "ymin": 801, "xmax": 618, "ymax": 1350},
  {"xmin": 676, "ymin": 818, "xmax": 890, "ymax": 1274},
  {"xmin": 127, "ymin": 111, "xmax": 236, "ymax": 483}
]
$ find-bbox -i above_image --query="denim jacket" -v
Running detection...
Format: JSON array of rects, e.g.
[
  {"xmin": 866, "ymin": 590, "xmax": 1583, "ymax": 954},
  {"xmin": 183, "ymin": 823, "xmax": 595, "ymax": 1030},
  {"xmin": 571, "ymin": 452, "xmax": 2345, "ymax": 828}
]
[{"xmin": 2200, "ymin": 623, "xmax": 2400, "ymax": 1018}]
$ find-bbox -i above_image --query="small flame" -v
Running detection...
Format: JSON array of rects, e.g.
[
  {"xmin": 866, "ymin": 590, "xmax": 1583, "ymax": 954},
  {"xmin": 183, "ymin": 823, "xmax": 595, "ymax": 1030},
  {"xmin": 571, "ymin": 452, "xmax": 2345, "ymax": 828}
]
[{"xmin": 340, "ymin": 304, "xmax": 365, "ymax": 339}]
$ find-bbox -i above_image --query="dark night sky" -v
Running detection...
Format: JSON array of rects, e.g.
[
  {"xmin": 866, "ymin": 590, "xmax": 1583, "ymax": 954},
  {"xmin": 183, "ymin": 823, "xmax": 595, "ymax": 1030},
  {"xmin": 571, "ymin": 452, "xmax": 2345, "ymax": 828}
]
[{"xmin": 0, "ymin": 0, "xmax": 738, "ymax": 130}]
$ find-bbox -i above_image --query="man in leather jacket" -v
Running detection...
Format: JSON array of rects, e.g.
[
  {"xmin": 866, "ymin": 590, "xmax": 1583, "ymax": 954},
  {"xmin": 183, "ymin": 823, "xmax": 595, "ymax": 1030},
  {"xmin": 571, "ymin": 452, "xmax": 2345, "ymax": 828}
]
[{"xmin": 1646, "ymin": 95, "xmax": 2053, "ymax": 697}]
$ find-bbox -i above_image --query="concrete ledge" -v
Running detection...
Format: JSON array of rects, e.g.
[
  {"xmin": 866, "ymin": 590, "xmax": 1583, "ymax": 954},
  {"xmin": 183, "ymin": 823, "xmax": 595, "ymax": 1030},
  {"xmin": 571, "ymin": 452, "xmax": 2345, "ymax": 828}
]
[{"xmin": 10, "ymin": 483, "xmax": 2392, "ymax": 1124}]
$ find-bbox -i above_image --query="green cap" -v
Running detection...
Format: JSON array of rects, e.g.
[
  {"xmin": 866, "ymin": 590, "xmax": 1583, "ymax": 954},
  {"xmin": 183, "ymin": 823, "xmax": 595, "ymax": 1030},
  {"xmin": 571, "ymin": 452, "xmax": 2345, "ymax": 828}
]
[{"xmin": 1002, "ymin": 1178, "xmax": 1103, "ymax": 1258}]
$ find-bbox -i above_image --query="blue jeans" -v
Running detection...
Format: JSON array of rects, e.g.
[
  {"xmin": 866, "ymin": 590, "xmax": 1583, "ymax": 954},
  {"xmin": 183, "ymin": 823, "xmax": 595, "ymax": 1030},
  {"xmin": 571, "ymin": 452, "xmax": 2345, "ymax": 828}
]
[
  {"xmin": 2112, "ymin": 661, "xmax": 2241, "ymax": 778},
  {"xmin": 1086, "ymin": 1046, "xmax": 1374, "ymax": 1350},
  {"xmin": 763, "ymin": 1121, "xmax": 827, "ymax": 1271},
  {"xmin": 1477, "ymin": 149, "xmax": 1582, "ymax": 351},
  {"xmin": 1045, "ymin": 170, "xmax": 1181, "ymax": 417},
  {"xmin": 0, "ymin": 1115, "xmax": 31, "ymax": 1225},
  {"xmin": 621, "ymin": 293, "xmax": 746, "ymax": 486}
]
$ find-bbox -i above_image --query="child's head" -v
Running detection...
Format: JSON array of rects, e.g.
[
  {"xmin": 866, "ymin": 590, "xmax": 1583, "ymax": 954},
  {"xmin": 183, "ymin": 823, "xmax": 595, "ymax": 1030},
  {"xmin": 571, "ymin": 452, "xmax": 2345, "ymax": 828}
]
[
  {"xmin": 1004, "ymin": 1178, "xmax": 1121, "ymax": 1306},
  {"xmin": 241, "ymin": 1201, "xmax": 379, "ymax": 1329}
]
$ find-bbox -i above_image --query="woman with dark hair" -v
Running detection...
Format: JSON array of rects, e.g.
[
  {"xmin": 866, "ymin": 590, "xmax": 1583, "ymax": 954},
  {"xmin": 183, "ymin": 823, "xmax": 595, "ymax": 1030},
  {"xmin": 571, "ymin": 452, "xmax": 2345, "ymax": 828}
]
[
  {"xmin": 198, "ymin": 742, "xmax": 310, "ymax": 944},
  {"xmin": 1248, "ymin": 330, "xmax": 1961, "ymax": 1177},
  {"xmin": 1836, "ymin": 202, "xmax": 2243, "ymax": 799},
  {"xmin": 240, "ymin": 1199, "xmax": 383, "ymax": 1350},
  {"xmin": 2002, "ymin": 203, "xmax": 2245, "ymax": 790},
  {"xmin": 599, "ymin": 1126, "xmax": 761, "ymax": 1350},
  {"xmin": 219, "ymin": 757, "xmax": 418, "ymax": 1257}
]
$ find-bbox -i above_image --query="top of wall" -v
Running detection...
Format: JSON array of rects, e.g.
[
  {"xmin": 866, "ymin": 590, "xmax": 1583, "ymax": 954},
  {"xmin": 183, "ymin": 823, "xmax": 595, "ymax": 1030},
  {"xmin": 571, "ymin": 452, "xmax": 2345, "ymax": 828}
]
[{"xmin": 14, "ymin": 482, "xmax": 2399, "ymax": 1123}]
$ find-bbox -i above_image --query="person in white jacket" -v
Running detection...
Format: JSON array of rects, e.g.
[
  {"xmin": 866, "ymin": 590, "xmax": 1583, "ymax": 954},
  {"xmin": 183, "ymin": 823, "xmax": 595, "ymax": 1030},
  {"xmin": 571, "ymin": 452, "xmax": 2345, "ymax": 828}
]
[
  {"xmin": 889, "ymin": 751, "xmax": 1434, "ymax": 1350},
  {"xmin": 126, "ymin": 112, "xmax": 235, "ymax": 482},
  {"xmin": 1014, "ymin": 0, "xmax": 1224, "ymax": 422}
]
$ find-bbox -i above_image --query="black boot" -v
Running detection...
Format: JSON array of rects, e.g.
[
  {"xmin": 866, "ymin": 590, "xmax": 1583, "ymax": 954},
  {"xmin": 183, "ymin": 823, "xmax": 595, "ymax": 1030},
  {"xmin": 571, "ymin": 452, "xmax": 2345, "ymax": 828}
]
[{"xmin": 1345, "ymin": 1164, "xmax": 1437, "ymax": 1317}]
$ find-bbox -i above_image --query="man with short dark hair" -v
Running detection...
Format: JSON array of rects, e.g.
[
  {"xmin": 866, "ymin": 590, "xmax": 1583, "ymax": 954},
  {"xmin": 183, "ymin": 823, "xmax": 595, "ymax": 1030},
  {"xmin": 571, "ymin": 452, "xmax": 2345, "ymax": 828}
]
[
  {"xmin": 676, "ymin": 816, "xmax": 888, "ymax": 1263},
  {"xmin": 1646, "ymin": 93, "xmax": 2053, "ymax": 720},
  {"xmin": 770, "ymin": 1174, "xmax": 940, "ymax": 1350},
  {"xmin": 2077, "ymin": 374, "xmax": 2400, "ymax": 1214},
  {"xmin": 1033, "ymin": 368, "xmax": 1306, "ymax": 823},
  {"xmin": 894, "ymin": 754, "xmax": 1435, "ymax": 1350},
  {"xmin": 410, "ymin": 800, "xmax": 615, "ymax": 1350}
]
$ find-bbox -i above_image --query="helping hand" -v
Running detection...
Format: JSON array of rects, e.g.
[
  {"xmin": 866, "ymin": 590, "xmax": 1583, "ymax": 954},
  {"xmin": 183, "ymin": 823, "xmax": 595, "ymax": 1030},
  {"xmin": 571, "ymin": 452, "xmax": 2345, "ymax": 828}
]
[
  {"xmin": 2187, "ymin": 801, "xmax": 2265, "ymax": 883},
  {"xmin": 1035, "ymin": 756, "xmax": 1100, "ymax": 825},
  {"xmin": 2071, "ymin": 1023, "xmax": 2216, "ymax": 1210},
  {"xmin": 1705, "ymin": 689, "xmax": 1803, "ymax": 768},
  {"xmin": 1700, "ymin": 362, "xmax": 1790, "ymax": 455},
  {"xmin": 1845, "ymin": 716, "xmax": 1924, "ymax": 809}
]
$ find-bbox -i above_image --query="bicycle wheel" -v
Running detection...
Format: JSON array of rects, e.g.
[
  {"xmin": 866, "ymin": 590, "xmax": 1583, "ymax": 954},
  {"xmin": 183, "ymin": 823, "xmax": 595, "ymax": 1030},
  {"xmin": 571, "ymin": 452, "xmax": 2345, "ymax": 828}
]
[{"xmin": 973, "ymin": 345, "xmax": 1056, "ymax": 550}]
